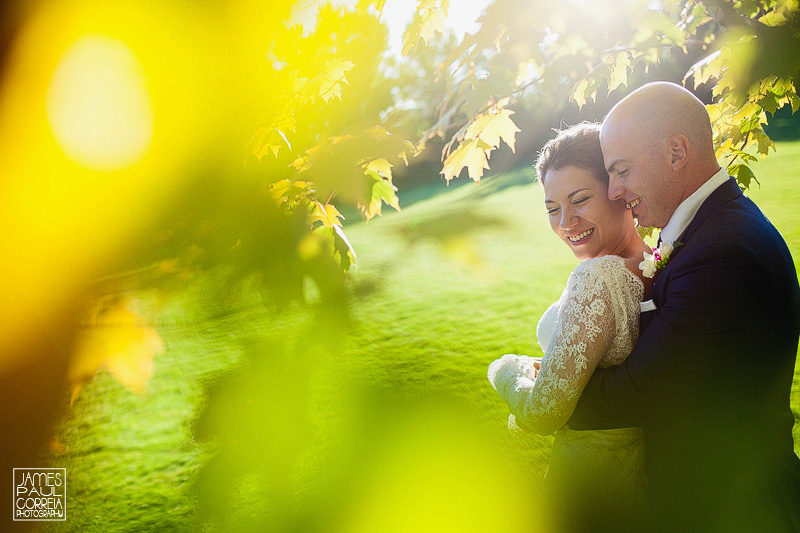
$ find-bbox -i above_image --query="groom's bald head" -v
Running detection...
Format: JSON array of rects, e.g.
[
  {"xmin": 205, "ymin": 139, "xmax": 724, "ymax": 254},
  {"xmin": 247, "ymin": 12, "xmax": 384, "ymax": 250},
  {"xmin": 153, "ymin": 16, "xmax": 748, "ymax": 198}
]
[
  {"xmin": 600, "ymin": 82, "xmax": 721, "ymax": 228},
  {"xmin": 602, "ymin": 82, "xmax": 714, "ymax": 156}
]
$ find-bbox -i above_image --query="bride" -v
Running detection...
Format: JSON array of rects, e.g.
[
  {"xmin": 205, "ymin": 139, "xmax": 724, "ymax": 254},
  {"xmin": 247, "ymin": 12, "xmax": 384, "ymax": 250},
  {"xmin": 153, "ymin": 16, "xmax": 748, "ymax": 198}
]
[{"xmin": 488, "ymin": 123, "xmax": 653, "ymax": 531}]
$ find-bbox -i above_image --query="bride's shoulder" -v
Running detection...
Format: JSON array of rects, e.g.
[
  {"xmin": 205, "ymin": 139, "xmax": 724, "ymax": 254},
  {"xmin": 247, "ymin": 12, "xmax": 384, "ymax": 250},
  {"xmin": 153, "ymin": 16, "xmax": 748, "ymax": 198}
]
[
  {"xmin": 572, "ymin": 255, "xmax": 627, "ymax": 278},
  {"xmin": 569, "ymin": 255, "xmax": 641, "ymax": 291}
]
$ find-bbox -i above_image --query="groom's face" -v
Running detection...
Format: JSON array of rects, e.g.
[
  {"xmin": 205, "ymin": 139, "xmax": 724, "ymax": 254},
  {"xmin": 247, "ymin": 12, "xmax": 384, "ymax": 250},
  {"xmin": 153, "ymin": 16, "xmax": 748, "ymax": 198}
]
[{"xmin": 600, "ymin": 127, "xmax": 678, "ymax": 228}]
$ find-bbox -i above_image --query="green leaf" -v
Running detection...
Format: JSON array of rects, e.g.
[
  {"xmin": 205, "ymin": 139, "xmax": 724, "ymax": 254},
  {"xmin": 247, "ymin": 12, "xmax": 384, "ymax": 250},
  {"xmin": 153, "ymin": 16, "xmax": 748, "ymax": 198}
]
[
  {"xmin": 361, "ymin": 172, "xmax": 400, "ymax": 221},
  {"xmin": 332, "ymin": 224, "xmax": 357, "ymax": 271},
  {"xmin": 637, "ymin": 225, "xmax": 655, "ymax": 240},
  {"xmin": 790, "ymin": 94, "xmax": 800, "ymax": 114},
  {"xmin": 753, "ymin": 130, "xmax": 775, "ymax": 157},
  {"xmin": 728, "ymin": 163, "xmax": 759, "ymax": 191},
  {"xmin": 759, "ymin": 10, "xmax": 790, "ymax": 27},
  {"xmin": 758, "ymin": 94, "xmax": 779, "ymax": 114}
]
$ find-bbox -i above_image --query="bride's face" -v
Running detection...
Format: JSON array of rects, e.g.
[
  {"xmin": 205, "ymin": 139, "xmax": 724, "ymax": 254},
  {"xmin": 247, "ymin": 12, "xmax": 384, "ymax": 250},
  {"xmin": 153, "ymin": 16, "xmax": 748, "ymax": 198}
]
[{"xmin": 543, "ymin": 165, "xmax": 631, "ymax": 261}]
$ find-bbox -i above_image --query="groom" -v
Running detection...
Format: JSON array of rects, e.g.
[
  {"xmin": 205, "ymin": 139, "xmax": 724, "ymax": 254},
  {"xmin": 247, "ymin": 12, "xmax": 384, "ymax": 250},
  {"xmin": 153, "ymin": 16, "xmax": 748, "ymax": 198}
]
[{"xmin": 568, "ymin": 82, "xmax": 800, "ymax": 531}]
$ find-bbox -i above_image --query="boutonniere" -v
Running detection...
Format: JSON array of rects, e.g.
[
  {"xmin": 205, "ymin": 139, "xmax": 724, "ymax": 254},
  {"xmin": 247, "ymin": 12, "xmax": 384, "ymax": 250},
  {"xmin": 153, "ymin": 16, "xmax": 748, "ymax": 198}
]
[{"xmin": 639, "ymin": 241, "xmax": 682, "ymax": 278}]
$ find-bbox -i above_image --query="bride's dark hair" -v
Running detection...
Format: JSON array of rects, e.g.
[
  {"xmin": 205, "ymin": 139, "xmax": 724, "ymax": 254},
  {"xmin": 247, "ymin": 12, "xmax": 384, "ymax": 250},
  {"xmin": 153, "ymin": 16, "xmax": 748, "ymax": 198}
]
[{"xmin": 535, "ymin": 122, "xmax": 607, "ymax": 185}]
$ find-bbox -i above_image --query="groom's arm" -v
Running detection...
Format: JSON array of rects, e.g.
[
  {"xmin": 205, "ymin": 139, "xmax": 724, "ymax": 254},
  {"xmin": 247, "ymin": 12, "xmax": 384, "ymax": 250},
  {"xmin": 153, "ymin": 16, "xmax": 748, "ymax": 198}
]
[{"xmin": 568, "ymin": 240, "xmax": 766, "ymax": 430}]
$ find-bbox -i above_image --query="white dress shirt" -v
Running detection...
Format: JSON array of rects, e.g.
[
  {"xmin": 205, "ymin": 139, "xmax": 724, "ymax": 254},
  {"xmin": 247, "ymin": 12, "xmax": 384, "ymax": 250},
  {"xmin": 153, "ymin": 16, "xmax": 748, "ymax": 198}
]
[{"xmin": 659, "ymin": 167, "xmax": 730, "ymax": 243}]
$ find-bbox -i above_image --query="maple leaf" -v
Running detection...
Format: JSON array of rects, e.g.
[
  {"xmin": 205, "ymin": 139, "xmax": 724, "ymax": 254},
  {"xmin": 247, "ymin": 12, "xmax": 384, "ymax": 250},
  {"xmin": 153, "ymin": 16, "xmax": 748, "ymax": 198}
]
[
  {"xmin": 289, "ymin": 156, "xmax": 310, "ymax": 172},
  {"xmin": 606, "ymin": 51, "xmax": 631, "ymax": 94},
  {"xmin": 361, "ymin": 172, "xmax": 400, "ymax": 221},
  {"xmin": 570, "ymin": 76, "xmax": 601, "ymax": 108},
  {"xmin": 69, "ymin": 297, "xmax": 163, "ymax": 404},
  {"xmin": 252, "ymin": 126, "xmax": 291, "ymax": 160},
  {"xmin": 464, "ymin": 108, "xmax": 521, "ymax": 152},
  {"xmin": 441, "ymin": 138, "xmax": 492, "ymax": 183},
  {"xmin": 332, "ymin": 224, "xmax": 357, "ymax": 270},
  {"xmin": 310, "ymin": 201, "xmax": 344, "ymax": 228},
  {"xmin": 315, "ymin": 224, "xmax": 357, "ymax": 271},
  {"xmin": 318, "ymin": 59, "xmax": 355, "ymax": 102},
  {"xmin": 269, "ymin": 179, "xmax": 294, "ymax": 205},
  {"xmin": 363, "ymin": 157, "xmax": 394, "ymax": 184},
  {"xmin": 402, "ymin": 0, "xmax": 449, "ymax": 56},
  {"xmin": 571, "ymin": 79, "xmax": 590, "ymax": 108}
]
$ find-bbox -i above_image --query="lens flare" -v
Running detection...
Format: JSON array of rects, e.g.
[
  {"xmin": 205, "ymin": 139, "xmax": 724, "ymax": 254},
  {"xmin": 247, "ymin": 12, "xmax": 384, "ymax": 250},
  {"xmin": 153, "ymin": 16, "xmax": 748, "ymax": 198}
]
[{"xmin": 46, "ymin": 34, "xmax": 153, "ymax": 171}]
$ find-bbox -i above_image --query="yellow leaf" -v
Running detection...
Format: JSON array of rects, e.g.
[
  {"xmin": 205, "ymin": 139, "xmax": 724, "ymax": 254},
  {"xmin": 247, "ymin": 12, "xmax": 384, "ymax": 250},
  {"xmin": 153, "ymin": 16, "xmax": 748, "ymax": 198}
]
[
  {"xmin": 607, "ymin": 51, "xmax": 631, "ymax": 93},
  {"xmin": 364, "ymin": 157, "xmax": 394, "ymax": 183},
  {"xmin": 318, "ymin": 59, "xmax": 355, "ymax": 102},
  {"xmin": 402, "ymin": 0, "xmax": 449, "ymax": 56},
  {"xmin": 310, "ymin": 201, "xmax": 344, "ymax": 228},
  {"xmin": 418, "ymin": 0, "xmax": 448, "ymax": 44},
  {"xmin": 686, "ymin": 48, "xmax": 727, "ymax": 87},
  {"xmin": 571, "ymin": 79, "xmax": 589, "ymax": 108},
  {"xmin": 69, "ymin": 297, "xmax": 162, "ymax": 403},
  {"xmin": 252, "ymin": 126, "xmax": 290, "ymax": 160},
  {"xmin": 441, "ymin": 138, "xmax": 491, "ymax": 183},
  {"xmin": 759, "ymin": 10, "xmax": 789, "ymax": 27},
  {"xmin": 464, "ymin": 108, "xmax": 521, "ymax": 152},
  {"xmin": 289, "ymin": 156, "xmax": 310, "ymax": 173},
  {"xmin": 269, "ymin": 178, "xmax": 293, "ymax": 205}
]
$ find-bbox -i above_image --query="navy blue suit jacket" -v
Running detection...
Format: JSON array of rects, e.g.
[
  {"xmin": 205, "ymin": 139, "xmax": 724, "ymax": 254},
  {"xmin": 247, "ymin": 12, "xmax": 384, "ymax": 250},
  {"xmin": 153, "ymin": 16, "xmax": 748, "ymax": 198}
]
[{"xmin": 568, "ymin": 178, "xmax": 800, "ymax": 532}]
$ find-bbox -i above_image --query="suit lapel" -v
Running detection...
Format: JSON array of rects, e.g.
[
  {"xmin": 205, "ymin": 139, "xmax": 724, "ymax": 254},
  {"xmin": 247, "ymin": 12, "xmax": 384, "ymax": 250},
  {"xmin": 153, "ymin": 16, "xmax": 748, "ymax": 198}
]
[
  {"xmin": 658, "ymin": 177, "xmax": 742, "ymax": 266},
  {"xmin": 643, "ymin": 178, "xmax": 742, "ymax": 331},
  {"xmin": 675, "ymin": 177, "xmax": 742, "ymax": 246}
]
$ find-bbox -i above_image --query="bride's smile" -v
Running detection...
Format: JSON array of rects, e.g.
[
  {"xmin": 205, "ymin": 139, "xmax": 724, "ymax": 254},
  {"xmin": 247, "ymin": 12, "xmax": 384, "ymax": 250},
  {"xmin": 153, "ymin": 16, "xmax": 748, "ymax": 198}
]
[
  {"xmin": 566, "ymin": 227, "xmax": 595, "ymax": 244},
  {"xmin": 542, "ymin": 164, "xmax": 635, "ymax": 261}
]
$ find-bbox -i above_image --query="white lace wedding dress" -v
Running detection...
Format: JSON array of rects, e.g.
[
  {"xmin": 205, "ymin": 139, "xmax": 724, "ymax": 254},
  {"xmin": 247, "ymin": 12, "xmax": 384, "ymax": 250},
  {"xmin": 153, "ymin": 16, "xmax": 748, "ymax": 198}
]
[{"xmin": 488, "ymin": 255, "xmax": 648, "ymax": 529}]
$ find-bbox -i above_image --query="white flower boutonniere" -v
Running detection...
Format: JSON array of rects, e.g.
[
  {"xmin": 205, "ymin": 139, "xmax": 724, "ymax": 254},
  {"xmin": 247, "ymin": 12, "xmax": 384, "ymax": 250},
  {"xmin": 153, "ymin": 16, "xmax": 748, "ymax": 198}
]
[{"xmin": 639, "ymin": 241, "xmax": 682, "ymax": 278}]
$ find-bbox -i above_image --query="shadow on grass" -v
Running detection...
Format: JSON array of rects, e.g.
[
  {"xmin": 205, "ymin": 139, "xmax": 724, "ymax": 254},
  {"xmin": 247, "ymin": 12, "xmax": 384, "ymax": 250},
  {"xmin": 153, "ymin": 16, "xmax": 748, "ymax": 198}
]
[{"xmin": 391, "ymin": 209, "xmax": 511, "ymax": 247}]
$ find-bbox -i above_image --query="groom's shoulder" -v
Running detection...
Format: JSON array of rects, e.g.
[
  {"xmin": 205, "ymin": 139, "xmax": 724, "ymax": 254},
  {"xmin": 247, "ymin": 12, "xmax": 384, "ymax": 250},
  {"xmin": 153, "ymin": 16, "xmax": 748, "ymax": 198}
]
[
  {"xmin": 696, "ymin": 192, "xmax": 787, "ymax": 251},
  {"xmin": 684, "ymin": 192, "xmax": 796, "ymax": 289}
]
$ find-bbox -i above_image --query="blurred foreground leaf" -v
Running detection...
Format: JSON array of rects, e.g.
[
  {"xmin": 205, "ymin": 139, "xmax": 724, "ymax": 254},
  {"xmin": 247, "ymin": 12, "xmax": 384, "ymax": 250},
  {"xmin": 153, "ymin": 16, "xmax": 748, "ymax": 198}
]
[{"xmin": 69, "ymin": 297, "xmax": 163, "ymax": 403}]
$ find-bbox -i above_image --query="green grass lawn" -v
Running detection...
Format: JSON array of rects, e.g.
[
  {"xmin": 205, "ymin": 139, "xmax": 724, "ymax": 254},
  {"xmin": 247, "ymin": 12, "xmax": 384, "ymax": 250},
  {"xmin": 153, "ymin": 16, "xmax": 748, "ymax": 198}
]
[{"xmin": 39, "ymin": 141, "xmax": 800, "ymax": 532}]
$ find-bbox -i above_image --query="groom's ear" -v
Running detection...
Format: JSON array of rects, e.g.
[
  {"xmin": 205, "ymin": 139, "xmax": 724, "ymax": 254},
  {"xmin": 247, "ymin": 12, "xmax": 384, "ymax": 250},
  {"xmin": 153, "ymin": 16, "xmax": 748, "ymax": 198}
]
[{"xmin": 667, "ymin": 134, "xmax": 689, "ymax": 170}]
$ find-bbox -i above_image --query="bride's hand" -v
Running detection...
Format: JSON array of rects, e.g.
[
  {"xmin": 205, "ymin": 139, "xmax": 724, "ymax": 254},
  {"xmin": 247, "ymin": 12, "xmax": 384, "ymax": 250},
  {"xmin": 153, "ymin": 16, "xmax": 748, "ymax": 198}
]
[
  {"xmin": 487, "ymin": 354, "xmax": 523, "ymax": 391},
  {"xmin": 488, "ymin": 354, "xmax": 542, "ymax": 391}
]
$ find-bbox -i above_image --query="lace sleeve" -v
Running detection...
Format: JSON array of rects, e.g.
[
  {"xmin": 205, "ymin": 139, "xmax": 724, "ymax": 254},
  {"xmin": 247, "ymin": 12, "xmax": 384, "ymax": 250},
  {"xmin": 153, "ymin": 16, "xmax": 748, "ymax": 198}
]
[{"xmin": 489, "ymin": 262, "xmax": 617, "ymax": 435}]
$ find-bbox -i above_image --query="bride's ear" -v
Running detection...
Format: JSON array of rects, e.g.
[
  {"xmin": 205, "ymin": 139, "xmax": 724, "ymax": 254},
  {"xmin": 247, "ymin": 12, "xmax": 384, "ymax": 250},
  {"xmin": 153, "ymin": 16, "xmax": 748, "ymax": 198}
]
[{"xmin": 668, "ymin": 134, "xmax": 689, "ymax": 171}]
